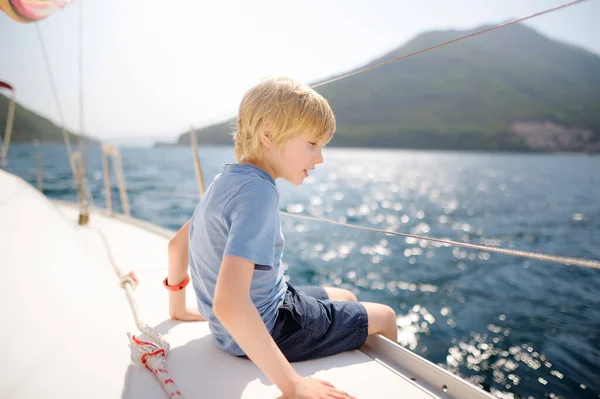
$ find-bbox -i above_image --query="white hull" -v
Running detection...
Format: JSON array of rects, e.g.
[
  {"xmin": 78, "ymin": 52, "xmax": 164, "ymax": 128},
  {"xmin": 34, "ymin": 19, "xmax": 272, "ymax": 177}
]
[{"xmin": 0, "ymin": 169, "xmax": 493, "ymax": 398}]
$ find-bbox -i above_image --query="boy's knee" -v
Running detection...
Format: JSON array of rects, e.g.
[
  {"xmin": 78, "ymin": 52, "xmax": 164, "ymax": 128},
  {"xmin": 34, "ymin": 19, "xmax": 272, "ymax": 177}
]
[
  {"xmin": 324, "ymin": 287, "xmax": 357, "ymax": 302},
  {"xmin": 344, "ymin": 290, "xmax": 358, "ymax": 302},
  {"xmin": 382, "ymin": 305, "xmax": 396, "ymax": 322},
  {"xmin": 385, "ymin": 305, "xmax": 397, "ymax": 325},
  {"xmin": 363, "ymin": 303, "xmax": 398, "ymax": 339},
  {"xmin": 375, "ymin": 305, "xmax": 397, "ymax": 331}
]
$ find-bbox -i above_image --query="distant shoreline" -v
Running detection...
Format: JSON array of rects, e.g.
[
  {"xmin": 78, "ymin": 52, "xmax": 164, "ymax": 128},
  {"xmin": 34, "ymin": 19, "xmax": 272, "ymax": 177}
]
[
  {"xmin": 13, "ymin": 141, "xmax": 598, "ymax": 156},
  {"xmin": 152, "ymin": 142, "xmax": 600, "ymax": 155}
]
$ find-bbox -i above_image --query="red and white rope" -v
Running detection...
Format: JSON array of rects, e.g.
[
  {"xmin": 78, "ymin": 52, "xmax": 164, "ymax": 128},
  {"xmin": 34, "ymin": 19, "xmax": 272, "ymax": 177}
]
[{"xmin": 131, "ymin": 336, "xmax": 182, "ymax": 398}]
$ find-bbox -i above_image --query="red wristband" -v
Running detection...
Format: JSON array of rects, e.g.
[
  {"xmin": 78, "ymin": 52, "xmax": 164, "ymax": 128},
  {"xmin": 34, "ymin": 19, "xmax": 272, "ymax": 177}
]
[{"xmin": 163, "ymin": 274, "xmax": 190, "ymax": 291}]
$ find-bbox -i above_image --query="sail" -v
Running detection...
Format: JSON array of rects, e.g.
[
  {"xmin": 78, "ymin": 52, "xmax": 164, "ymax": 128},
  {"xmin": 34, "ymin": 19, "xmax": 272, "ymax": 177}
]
[{"xmin": 0, "ymin": 0, "xmax": 67, "ymax": 23}]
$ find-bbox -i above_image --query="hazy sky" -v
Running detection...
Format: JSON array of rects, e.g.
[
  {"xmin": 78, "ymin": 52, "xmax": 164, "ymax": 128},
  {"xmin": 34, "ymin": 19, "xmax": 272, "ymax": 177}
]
[{"xmin": 1, "ymin": 0, "xmax": 598, "ymax": 145}]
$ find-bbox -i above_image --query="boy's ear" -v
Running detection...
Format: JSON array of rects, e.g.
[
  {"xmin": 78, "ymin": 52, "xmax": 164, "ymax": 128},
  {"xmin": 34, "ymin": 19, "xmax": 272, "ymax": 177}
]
[{"xmin": 260, "ymin": 123, "xmax": 274, "ymax": 148}]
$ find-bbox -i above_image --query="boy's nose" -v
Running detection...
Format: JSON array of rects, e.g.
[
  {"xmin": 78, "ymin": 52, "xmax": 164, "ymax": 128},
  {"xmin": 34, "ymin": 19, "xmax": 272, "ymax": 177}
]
[{"xmin": 315, "ymin": 149, "xmax": 324, "ymax": 164}]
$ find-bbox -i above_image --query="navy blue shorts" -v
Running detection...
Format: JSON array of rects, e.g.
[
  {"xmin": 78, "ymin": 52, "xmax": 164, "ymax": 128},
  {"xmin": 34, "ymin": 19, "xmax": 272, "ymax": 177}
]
[{"xmin": 268, "ymin": 283, "xmax": 369, "ymax": 362}]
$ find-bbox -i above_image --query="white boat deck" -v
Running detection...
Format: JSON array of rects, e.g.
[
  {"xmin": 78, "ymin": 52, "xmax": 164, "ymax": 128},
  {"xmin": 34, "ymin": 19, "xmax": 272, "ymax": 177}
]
[{"xmin": 0, "ymin": 170, "xmax": 493, "ymax": 398}]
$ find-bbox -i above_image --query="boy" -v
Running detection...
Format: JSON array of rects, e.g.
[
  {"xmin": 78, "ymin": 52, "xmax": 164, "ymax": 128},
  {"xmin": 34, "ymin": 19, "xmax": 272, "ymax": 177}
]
[{"xmin": 166, "ymin": 77, "xmax": 398, "ymax": 398}]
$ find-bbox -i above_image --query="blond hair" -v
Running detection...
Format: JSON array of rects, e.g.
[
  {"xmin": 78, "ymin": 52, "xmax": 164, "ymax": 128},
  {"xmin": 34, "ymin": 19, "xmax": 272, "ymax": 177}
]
[{"xmin": 233, "ymin": 76, "xmax": 336, "ymax": 162}]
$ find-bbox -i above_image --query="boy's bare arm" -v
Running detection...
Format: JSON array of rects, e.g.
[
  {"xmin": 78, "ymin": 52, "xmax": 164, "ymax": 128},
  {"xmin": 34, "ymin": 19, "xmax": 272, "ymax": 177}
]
[
  {"xmin": 213, "ymin": 255, "xmax": 302, "ymax": 395},
  {"xmin": 214, "ymin": 256, "xmax": 354, "ymax": 398},
  {"xmin": 167, "ymin": 219, "xmax": 204, "ymax": 321}
]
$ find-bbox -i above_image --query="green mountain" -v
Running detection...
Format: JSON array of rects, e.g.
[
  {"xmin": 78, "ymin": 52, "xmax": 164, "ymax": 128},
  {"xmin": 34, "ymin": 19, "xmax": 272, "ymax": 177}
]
[
  {"xmin": 0, "ymin": 94, "xmax": 96, "ymax": 145},
  {"xmin": 173, "ymin": 23, "xmax": 600, "ymax": 152}
]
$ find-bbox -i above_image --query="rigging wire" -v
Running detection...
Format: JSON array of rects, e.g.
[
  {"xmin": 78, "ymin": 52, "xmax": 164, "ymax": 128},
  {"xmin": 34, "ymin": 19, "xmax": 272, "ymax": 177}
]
[
  {"xmin": 280, "ymin": 211, "xmax": 600, "ymax": 270},
  {"xmin": 312, "ymin": 0, "xmax": 588, "ymax": 88},
  {"xmin": 115, "ymin": 188, "xmax": 600, "ymax": 271}
]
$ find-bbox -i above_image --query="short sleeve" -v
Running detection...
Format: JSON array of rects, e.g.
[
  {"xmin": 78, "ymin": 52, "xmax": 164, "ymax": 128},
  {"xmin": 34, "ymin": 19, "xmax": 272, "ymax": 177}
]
[{"xmin": 222, "ymin": 181, "xmax": 279, "ymax": 268}]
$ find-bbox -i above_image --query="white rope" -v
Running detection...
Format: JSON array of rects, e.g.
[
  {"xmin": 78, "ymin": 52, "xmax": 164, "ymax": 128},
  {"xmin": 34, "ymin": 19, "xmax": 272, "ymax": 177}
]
[
  {"xmin": 78, "ymin": 0, "xmax": 85, "ymax": 144},
  {"xmin": 89, "ymin": 222, "xmax": 187, "ymax": 398},
  {"xmin": 130, "ymin": 335, "xmax": 183, "ymax": 397},
  {"xmin": 75, "ymin": 0, "xmax": 94, "ymax": 213},
  {"xmin": 92, "ymin": 226, "xmax": 171, "ymax": 350},
  {"xmin": 35, "ymin": 25, "xmax": 67, "ymax": 136},
  {"xmin": 35, "ymin": 24, "xmax": 95, "ymax": 210},
  {"xmin": 280, "ymin": 211, "xmax": 600, "ymax": 270},
  {"xmin": 312, "ymin": 0, "xmax": 588, "ymax": 88}
]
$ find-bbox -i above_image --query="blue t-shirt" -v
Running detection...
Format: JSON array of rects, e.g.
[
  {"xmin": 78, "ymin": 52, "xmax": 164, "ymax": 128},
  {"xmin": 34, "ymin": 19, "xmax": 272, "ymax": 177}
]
[{"xmin": 188, "ymin": 163, "xmax": 287, "ymax": 356}]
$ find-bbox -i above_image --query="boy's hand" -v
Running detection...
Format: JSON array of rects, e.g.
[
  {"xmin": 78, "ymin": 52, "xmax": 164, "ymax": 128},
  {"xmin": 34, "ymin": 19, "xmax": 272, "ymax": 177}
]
[
  {"xmin": 170, "ymin": 307, "xmax": 206, "ymax": 322},
  {"xmin": 283, "ymin": 377, "xmax": 355, "ymax": 399}
]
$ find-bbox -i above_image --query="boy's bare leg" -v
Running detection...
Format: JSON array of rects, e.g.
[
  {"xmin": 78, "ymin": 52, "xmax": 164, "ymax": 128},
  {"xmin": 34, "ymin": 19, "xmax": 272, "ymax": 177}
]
[
  {"xmin": 361, "ymin": 302, "xmax": 398, "ymax": 342},
  {"xmin": 321, "ymin": 288, "xmax": 398, "ymax": 342},
  {"xmin": 322, "ymin": 286, "xmax": 358, "ymax": 302}
]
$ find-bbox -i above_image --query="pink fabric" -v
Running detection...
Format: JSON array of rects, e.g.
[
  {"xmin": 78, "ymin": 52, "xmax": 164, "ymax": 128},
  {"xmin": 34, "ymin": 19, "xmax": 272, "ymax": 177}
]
[{"xmin": 9, "ymin": 0, "xmax": 63, "ymax": 20}]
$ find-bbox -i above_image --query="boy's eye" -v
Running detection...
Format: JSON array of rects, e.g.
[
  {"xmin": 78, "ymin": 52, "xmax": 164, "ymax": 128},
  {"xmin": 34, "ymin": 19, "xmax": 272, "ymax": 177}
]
[{"xmin": 309, "ymin": 142, "xmax": 317, "ymax": 146}]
